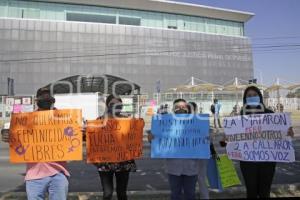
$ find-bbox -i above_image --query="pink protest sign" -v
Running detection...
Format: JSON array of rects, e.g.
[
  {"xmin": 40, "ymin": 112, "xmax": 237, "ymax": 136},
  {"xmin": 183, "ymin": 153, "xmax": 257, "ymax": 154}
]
[{"xmin": 12, "ymin": 104, "xmax": 22, "ymax": 113}]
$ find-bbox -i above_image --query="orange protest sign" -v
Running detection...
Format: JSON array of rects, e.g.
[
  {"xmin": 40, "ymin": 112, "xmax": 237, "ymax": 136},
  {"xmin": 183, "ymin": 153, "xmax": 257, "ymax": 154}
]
[
  {"xmin": 86, "ymin": 118, "xmax": 144, "ymax": 163},
  {"xmin": 9, "ymin": 109, "xmax": 83, "ymax": 163}
]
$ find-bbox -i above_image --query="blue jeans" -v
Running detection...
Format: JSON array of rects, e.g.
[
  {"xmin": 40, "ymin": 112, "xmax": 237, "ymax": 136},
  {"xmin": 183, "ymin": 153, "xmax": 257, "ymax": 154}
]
[
  {"xmin": 168, "ymin": 174, "xmax": 197, "ymax": 200},
  {"xmin": 26, "ymin": 172, "xmax": 69, "ymax": 200}
]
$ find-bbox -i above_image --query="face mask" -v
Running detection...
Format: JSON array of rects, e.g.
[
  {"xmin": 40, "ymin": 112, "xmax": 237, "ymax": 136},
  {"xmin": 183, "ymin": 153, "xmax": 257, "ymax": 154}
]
[
  {"xmin": 107, "ymin": 104, "xmax": 122, "ymax": 116},
  {"xmin": 174, "ymin": 109, "xmax": 188, "ymax": 114},
  {"xmin": 37, "ymin": 100, "xmax": 53, "ymax": 109},
  {"xmin": 246, "ymin": 96, "xmax": 260, "ymax": 106}
]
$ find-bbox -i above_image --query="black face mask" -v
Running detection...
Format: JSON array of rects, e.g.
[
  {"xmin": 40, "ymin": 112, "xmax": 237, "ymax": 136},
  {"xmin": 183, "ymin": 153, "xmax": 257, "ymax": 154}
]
[
  {"xmin": 174, "ymin": 109, "xmax": 188, "ymax": 114},
  {"xmin": 107, "ymin": 104, "xmax": 122, "ymax": 116},
  {"xmin": 37, "ymin": 100, "xmax": 53, "ymax": 109}
]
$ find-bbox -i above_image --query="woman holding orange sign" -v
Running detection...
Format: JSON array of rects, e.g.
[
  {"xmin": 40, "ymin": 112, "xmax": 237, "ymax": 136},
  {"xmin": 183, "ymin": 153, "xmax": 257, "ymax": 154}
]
[
  {"xmin": 1, "ymin": 88, "xmax": 70, "ymax": 200},
  {"xmin": 93, "ymin": 94, "xmax": 137, "ymax": 200}
]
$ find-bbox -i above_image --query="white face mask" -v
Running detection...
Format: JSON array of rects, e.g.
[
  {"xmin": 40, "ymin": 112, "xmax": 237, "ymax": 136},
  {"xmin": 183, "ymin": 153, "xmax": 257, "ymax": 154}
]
[{"xmin": 246, "ymin": 96, "xmax": 260, "ymax": 106}]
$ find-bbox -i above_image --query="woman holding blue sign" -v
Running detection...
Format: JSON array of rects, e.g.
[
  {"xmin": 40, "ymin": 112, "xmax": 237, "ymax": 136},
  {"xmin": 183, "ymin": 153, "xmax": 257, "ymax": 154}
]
[
  {"xmin": 222, "ymin": 86, "xmax": 294, "ymax": 198},
  {"xmin": 148, "ymin": 98, "xmax": 199, "ymax": 200}
]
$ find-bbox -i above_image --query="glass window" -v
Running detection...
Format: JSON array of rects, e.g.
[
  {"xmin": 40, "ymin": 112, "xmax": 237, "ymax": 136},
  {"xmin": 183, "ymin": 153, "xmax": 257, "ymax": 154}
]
[
  {"xmin": 0, "ymin": 1, "xmax": 7, "ymax": 17},
  {"xmin": 24, "ymin": 8, "xmax": 40, "ymax": 19},
  {"xmin": 66, "ymin": 13, "xmax": 116, "ymax": 24},
  {"xmin": 196, "ymin": 18, "xmax": 205, "ymax": 32},
  {"xmin": 119, "ymin": 16, "xmax": 141, "ymax": 26},
  {"xmin": 2, "ymin": 0, "xmax": 245, "ymax": 36},
  {"xmin": 166, "ymin": 17, "xmax": 177, "ymax": 30},
  {"xmin": 8, "ymin": 6, "xmax": 22, "ymax": 18},
  {"xmin": 207, "ymin": 19, "xmax": 216, "ymax": 34},
  {"xmin": 239, "ymin": 23, "xmax": 244, "ymax": 36}
]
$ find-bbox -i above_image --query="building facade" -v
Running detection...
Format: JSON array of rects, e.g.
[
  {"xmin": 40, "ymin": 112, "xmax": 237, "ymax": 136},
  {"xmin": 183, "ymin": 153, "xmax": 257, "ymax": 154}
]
[{"xmin": 0, "ymin": 0, "xmax": 254, "ymax": 95}]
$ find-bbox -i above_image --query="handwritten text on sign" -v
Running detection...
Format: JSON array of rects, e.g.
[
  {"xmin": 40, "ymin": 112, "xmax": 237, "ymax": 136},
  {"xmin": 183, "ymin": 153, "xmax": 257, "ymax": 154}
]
[
  {"xmin": 224, "ymin": 113, "xmax": 295, "ymax": 162},
  {"xmin": 151, "ymin": 114, "xmax": 210, "ymax": 159},
  {"xmin": 9, "ymin": 109, "xmax": 83, "ymax": 163},
  {"xmin": 86, "ymin": 118, "xmax": 144, "ymax": 163}
]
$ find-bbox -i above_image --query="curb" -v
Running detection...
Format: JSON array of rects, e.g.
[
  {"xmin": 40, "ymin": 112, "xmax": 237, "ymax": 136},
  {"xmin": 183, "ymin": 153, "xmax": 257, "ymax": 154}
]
[{"xmin": 1, "ymin": 183, "xmax": 300, "ymax": 199}]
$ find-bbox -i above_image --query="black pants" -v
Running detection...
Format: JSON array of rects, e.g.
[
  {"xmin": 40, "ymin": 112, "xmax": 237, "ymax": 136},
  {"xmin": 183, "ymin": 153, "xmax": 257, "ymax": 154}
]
[
  {"xmin": 240, "ymin": 161, "xmax": 276, "ymax": 198},
  {"xmin": 98, "ymin": 171, "xmax": 130, "ymax": 200}
]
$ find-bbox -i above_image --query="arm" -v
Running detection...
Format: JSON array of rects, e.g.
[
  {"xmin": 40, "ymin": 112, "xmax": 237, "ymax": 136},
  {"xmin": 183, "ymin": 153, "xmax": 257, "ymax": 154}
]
[
  {"xmin": 82, "ymin": 126, "xmax": 86, "ymax": 142},
  {"xmin": 210, "ymin": 142, "xmax": 219, "ymax": 160},
  {"xmin": 287, "ymin": 127, "xmax": 294, "ymax": 138},
  {"xmin": 146, "ymin": 130, "xmax": 154, "ymax": 143}
]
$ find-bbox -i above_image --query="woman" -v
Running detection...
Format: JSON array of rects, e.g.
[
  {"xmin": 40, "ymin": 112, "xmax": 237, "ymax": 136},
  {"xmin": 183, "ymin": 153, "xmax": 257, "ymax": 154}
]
[
  {"xmin": 95, "ymin": 94, "xmax": 136, "ymax": 200},
  {"xmin": 230, "ymin": 86, "xmax": 294, "ymax": 198},
  {"xmin": 148, "ymin": 99, "xmax": 199, "ymax": 200},
  {"xmin": 1, "ymin": 88, "xmax": 69, "ymax": 200}
]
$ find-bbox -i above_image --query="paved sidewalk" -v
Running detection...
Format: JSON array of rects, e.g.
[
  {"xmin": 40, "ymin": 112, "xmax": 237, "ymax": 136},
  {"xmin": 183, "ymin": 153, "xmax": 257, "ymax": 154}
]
[{"xmin": 1, "ymin": 183, "xmax": 300, "ymax": 199}]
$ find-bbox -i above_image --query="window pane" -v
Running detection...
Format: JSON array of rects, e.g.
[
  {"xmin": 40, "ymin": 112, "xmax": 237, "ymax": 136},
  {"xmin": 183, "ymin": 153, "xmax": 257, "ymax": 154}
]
[
  {"xmin": 66, "ymin": 13, "xmax": 116, "ymax": 24},
  {"xmin": 119, "ymin": 16, "xmax": 141, "ymax": 26},
  {"xmin": 24, "ymin": 8, "xmax": 40, "ymax": 19}
]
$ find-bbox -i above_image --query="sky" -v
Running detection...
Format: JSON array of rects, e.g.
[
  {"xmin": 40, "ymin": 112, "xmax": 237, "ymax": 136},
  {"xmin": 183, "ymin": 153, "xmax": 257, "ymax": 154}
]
[{"xmin": 176, "ymin": 0, "xmax": 300, "ymax": 86}]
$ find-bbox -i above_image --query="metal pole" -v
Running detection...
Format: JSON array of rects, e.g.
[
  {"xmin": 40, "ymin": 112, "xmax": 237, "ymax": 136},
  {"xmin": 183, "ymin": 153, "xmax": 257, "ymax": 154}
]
[
  {"xmin": 236, "ymin": 89, "xmax": 239, "ymax": 105},
  {"xmin": 276, "ymin": 78, "xmax": 280, "ymax": 108},
  {"xmin": 137, "ymin": 95, "xmax": 140, "ymax": 118},
  {"xmin": 235, "ymin": 77, "xmax": 238, "ymax": 106}
]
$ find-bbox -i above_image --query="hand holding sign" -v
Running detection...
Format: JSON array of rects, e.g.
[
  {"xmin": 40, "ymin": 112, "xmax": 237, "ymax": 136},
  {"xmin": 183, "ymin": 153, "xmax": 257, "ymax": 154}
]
[
  {"xmin": 287, "ymin": 127, "xmax": 294, "ymax": 137},
  {"xmin": 146, "ymin": 130, "xmax": 155, "ymax": 143}
]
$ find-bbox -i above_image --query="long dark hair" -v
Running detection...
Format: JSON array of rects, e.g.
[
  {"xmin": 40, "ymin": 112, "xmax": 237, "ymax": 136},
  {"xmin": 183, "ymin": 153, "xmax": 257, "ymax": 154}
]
[{"xmin": 105, "ymin": 94, "xmax": 122, "ymax": 106}]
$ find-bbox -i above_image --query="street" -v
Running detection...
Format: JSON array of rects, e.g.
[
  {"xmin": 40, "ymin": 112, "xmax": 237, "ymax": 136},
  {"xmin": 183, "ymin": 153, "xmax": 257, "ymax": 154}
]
[{"xmin": 1, "ymin": 128, "xmax": 300, "ymax": 193}]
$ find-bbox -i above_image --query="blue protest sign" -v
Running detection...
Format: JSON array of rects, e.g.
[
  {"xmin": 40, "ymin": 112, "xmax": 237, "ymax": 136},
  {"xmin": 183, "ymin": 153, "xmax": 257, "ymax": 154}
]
[
  {"xmin": 207, "ymin": 158, "xmax": 223, "ymax": 191},
  {"xmin": 150, "ymin": 114, "xmax": 210, "ymax": 158}
]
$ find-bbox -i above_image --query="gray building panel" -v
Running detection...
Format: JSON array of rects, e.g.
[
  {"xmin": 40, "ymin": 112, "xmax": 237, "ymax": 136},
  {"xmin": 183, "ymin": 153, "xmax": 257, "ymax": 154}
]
[{"xmin": 0, "ymin": 18, "xmax": 253, "ymax": 95}]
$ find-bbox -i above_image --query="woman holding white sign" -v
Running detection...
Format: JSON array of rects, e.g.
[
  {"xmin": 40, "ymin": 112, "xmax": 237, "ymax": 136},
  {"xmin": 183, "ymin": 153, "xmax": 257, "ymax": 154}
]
[{"xmin": 222, "ymin": 86, "xmax": 294, "ymax": 198}]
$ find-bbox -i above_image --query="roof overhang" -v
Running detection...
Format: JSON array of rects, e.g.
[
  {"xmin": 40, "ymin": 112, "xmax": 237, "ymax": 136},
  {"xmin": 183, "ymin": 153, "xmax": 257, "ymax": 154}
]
[{"xmin": 34, "ymin": 0, "xmax": 254, "ymax": 22}]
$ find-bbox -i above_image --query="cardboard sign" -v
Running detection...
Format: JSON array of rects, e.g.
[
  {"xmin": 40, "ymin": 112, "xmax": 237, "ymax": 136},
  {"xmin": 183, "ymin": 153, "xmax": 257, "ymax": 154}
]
[
  {"xmin": 224, "ymin": 113, "xmax": 295, "ymax": 162},
  {"xmin": 12, "ymin": 104, "xmax": 22, "ymax": 113},
  {"xmin": 9, "ymin": 109, "xmax": 83, "ymax": 163},
  {"xmin": 216, "ymin": 155, "xmax": 241, "ymax": 188},
  {"xmin": 86, "ymin": 118, "xmax": 144, "ymax": 163},
  {"xmin": 12, "ymin": 104, "xmax": 34, "ymax": 113},
  {"xmin": 151, "ymin": 114, "xmax": 210, "ymax": 159},
  {"xmin": 207, "ymin": 158, "xmax": 223, "ymax": 191},
  {"xmin": 207, "ymin": 155, "xmax": 241, "ymax": 190}
]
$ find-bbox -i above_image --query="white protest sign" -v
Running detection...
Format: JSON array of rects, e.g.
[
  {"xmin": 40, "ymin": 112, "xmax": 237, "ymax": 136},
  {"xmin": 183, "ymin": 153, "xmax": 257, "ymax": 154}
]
[{"xmin": 223, "ymin": 113, "xmax": 295, "ymax": 163}]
